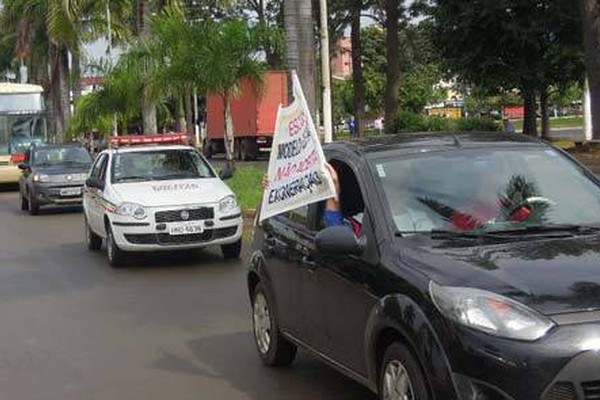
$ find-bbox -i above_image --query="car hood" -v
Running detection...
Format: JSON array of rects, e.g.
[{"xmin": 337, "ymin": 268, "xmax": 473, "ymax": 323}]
[
  {"xmin": 402, "ymin": 235, "xmax": 600, "ymax": 316},
  {"xmin": 110, "ymin": 178, "xmax": 233, "ymax": 207}
]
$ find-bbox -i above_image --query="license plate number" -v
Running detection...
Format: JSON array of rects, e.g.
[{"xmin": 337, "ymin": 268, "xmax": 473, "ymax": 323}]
[
  {"xmin": 168, "ymin": 223, "xmax": 204, "ymax": 236},
  {"xmin": 60, "ymin": 187, "xmax": 81, "ymax": 196}
]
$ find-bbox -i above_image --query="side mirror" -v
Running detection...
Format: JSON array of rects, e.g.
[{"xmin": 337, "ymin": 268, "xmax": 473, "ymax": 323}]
[
  {"xmin": 18, "ymin": 163, "xmax": 30, "ymax": 171},
  {"xmin": 219, "ymin": 162, "xmax": 234, "ymax": 180},
  {"xmin": 86, "ymin": 177, "xmax": 105, "ymax": 190},
  {"xmin": 315, "ymin": 226, "xmax": 363, "ymax": 256}
]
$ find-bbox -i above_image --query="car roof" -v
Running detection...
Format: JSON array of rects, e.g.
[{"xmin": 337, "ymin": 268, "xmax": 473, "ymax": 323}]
[
  {"xmin": 325, "ymin": 131, "xmax": 544, "ymax": 156},
  {"xmin": 32, "ymin": 143, "xmax": 86, "ymax": 150}
]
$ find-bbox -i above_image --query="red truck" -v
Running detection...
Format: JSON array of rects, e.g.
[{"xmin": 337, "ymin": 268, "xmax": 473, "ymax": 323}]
[{"xmin": 203, "ymin": 71, "xmax": 288, "ymax": 160}]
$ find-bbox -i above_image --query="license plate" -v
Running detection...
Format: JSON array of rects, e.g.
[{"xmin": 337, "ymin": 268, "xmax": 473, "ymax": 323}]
[
  {"xmin": 168, "ymin": 223, "xmax": 204, "ymax": 236},
  {"xmin": 60, "ymin": 187, "xmax": 81, "ymax": 196}
]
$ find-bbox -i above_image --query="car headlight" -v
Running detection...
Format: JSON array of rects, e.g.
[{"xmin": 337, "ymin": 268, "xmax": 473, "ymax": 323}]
[
  {"xmin": 219, "ymin": 195, "xmax": 238, "ymax": 213},
  {"xmin": 33, "ymin": 173, "xmax": 50, "ymax": 183},
  {"xmin": 430, "ymin": 282, "xmax": 554, "ymax": 341},
  {"xmin": 116, "ymin": 202, "xmax": 147, "ymax": 220}
]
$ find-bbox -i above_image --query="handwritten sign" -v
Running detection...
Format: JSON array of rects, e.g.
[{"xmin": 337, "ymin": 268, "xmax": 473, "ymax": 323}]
[{"xmin": 259, "ymin": 72, "xmax": 336, "ymax": 222}]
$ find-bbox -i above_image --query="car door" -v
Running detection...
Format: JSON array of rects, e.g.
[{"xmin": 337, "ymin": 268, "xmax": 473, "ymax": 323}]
[
  {"xmin": 84, "ymin": 154, "xmax": 108, "ymax": 234},
  {"xmin": 305, "ymin": 157, "xmax": 380, "ymax": 378},
  {"xmin": 262, "ymin": 204, "xmax": 316, "ymax": 340}
]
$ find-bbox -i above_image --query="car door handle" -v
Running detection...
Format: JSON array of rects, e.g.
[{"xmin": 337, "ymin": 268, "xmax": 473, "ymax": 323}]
[{"xmin": 301, "ymin": 255, "xmax": 317, "ymax": 270}]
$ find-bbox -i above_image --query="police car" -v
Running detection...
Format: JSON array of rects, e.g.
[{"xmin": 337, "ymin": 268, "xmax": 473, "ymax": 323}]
[{"xmin": 83, "ymin": 134, "xmax": 243, "ymax": 267}]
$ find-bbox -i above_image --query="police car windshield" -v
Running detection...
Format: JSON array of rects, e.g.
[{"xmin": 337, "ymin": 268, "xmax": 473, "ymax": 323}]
[
  {"xmin": 112, "ymin": 149, "xmax": 214, "ymax": 183},
  {"xmin": 373, "ymin": 147, "xmax": 600, "ymax": 234}
]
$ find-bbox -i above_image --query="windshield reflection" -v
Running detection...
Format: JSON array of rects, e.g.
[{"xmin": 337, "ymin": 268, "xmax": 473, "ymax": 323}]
[{"xmin": 375, "ymin": 147, "xmax": 600, "ymax": 233}]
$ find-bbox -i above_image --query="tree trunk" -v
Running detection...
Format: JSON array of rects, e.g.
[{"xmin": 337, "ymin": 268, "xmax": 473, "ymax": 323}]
[
  {"xmin": 223, "ymin": 92, "xmax": 235, "ymax": 162},
  {"xmin": 522, "ymin": 87, "xmax": 538, "ymax": 137},
  {"xmin": 582, "ymin": 0, "xmax": 600, "ymax": 140},
  {"xmin": 71, "ymin": 50, "xmax": 82, "ymax": 109},
  {"xmin": 56, "ymin": 46, "xmax": 71, "ymax": 142},
  {"xmin": 351, "ymin": 6, "xmax": 365, "ymax": 138},
  {"xmin": 185, "ymin": 89, "xmax": 194, "ymax": 136},
  {"xmin": 284, "ymin": 0, "xmax": 317, "ymax": 119},
  {"xmin": 138, "ymin": 0, "xmax": 157, "ymax": 135},
  {"xmin": 540, "ymin": 87, "xmax": 550, "ymax": 141},
  {"xmin": 384, "ymin": 0, "xmax": 401, "ymax": 133}
]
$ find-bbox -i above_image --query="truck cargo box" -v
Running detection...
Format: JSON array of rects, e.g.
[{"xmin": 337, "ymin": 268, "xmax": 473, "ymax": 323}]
[{"xmin": 205, "ymin": 71, "xmax": 288, "ymax": 160}]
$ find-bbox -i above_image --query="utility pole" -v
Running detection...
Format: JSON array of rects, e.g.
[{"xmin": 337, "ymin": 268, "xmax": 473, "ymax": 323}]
[
  {"xmin": 585, "ymin": 77, "xmax": 593, "ymax": 141},
  {"xmin": 319, "ymin": 0, "xmax": 333, "ymax": 143}
]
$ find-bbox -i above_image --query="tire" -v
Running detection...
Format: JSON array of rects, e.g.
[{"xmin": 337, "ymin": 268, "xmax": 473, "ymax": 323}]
[
  {"xmin": 252, "ymin": 282, "xmax": 297, "ymax": 366},
  {"xmin": 203, "ymin": 139, "xmax": 213, "ymax": 159},
  {"xmin": 20, "ymin": 190, "xmax": 29, "ymax": 211},
  {"xmin": 28, "ymin": 193, "xmax": 40, "ymax": 215},
  {"xmin": 221, "ymin": 239, "xmax": 242, "ymax": 259},
  {"xmin": 106, "ymin": 225, "xmax": 127, "ymax": 268},
  {"xmin": 379, "ymin": 342, "xmax": 430, "ymax": 400},
  {"xmin": 85, "ymin": 218, "xmax": 102, "ymax": 251},
  {"xmin": 241, "ymin": 138, "xmax": 258, "ymax": 161}
]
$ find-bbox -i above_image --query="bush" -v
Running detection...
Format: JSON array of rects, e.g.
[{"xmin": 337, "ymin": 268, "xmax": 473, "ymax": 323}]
[
  {"xmin": 455, "ymin": 117, "xmax": 501, "ymax": 132},
  {"xmin": 426, "ymin": 116, "xmax": 453, "ymax": 132},
  {"xmin": 386, "ymin": 110, "xmax": 428, "ymax": 133}
]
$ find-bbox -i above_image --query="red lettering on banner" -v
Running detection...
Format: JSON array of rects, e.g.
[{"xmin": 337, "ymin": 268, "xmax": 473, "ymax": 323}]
[
  {"xmin": 288, "ymin": 113, "xmax": 308, "ymax": 137},
  {"xmin": 274, "ymin": 150, "xmax": 318, "ymax": 181}
]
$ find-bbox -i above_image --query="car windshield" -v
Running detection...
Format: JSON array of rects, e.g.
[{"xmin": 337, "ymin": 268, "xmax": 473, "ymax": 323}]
[
  {"xmin": 112, "ymin": 149, "xmax": 214, "ymax": 183},
  {"xmin": 373, "ymin": 147, "xmax": 600, "ymax": 234},
  {"xmin": 33, "ymin": 147, "xmax": 92, "ymax": 167}
]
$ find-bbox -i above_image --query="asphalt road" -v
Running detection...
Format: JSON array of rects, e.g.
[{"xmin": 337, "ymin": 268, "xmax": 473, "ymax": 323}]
[{"xmin": 0, "ymin": 190, "xmax": 374, "ymax": 400}]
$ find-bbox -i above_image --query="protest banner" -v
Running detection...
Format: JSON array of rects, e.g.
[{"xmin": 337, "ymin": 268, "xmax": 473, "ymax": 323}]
[{"xmin": 259, "ymin": 71, "xmax": 336, "ymax": 222}]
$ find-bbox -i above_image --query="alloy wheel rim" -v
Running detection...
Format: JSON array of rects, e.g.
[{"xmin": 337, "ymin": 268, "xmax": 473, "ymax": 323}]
[
  {"xmin": 383, "ymin": 360, "xmax": 415, "ymax": 400},
  {"xmin": 253, "ymin": 292, "xmax": 271, "ymax": 354}
]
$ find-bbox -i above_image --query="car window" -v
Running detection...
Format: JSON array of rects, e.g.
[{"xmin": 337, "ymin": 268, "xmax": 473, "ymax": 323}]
[
  {"xmin": 32, "ymin": 147, "xmax": 92, "ymax": 167},
  {"xmin": 111, "ymin": 149, "xmax": 214, "ymax": 183},
  {"xmin": 284, "ymin": 205, "xmax": 310, "ymax": 227},
  {"xmin": 90, "ymin": 154, "xmax": 107, "ymax": 179},
  {"xmin": 98, "ymin": 156, "xmax": 109, "ymax": 183}
]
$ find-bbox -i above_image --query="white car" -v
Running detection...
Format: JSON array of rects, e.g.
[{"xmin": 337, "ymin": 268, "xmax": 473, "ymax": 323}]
[{"xmin": 82, "ymin": 141, "xmax": 243, "ymax": 267}]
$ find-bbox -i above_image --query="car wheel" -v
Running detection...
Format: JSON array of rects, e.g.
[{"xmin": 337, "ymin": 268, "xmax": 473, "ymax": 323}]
[
  {"xmin": 221, "ymin": 239, "xmax": 242, "ymax": 259},
  {"xmin": 252, "ymin": 282, "xmax": 297, "ymax": 366},
  {"xmin": 379, "ymin": 342, "xmax": 430, "ymax": 400},
  {"xmin": 106, "ymin": 225, "xmax": 126, "ymax": 268},
  {"xmin": 85, "ymin": 218, "xmax": 102, "ymax": 251},
  {"xmin": 28, "ymin": 194, "xmax": 39, "ymax": 215},
  {"xmin": 20, "ymin": 190, "xmax": 29, "ymax": 211}
]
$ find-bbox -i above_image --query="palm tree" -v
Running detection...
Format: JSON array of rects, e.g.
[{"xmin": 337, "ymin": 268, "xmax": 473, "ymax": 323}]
[
  {"xmin": 284, "ymin": 0, "xmax": 316, "ymax": 118},
  {"xmin": 582, "ymin": 0, "xmax": 600, "ymax": 140},
  {"xmin": 195, "ymin": 19, "xmax": 266, "ymax": 162}
]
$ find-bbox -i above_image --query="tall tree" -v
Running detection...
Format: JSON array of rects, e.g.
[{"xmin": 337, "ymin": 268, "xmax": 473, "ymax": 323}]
[
  {"xmin": 351, "ymin": 2, "xmax": 365, "ymax": 137},
  {"xmin": 136, "ymin": 0, "xmax": 158, "ymax": 134},
  {"xmin": 284, "ymin": 0, "xmax": 316, "ymax": 119},
  {"xmin": 582, "ymin": 0, "xmax": 600, "ymax": 140},
  {"xmin": 384, "ymin": 0, "xmax": 401, "ymax": 130},
  {"xmin": 429, "ymin": 0, "xmax": 583, "ymax": 137}
]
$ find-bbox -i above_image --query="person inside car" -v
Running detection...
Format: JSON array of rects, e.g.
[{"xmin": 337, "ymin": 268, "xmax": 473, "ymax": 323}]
[{"xmin": 262, "ymin": 162, "xmax": 363, "ymax": 235}]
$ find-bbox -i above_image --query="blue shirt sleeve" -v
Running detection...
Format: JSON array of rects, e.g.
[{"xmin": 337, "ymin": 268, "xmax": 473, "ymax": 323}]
[{"xmin": 323, "ymin": 210, "xmax": 344, "ymax": 227}]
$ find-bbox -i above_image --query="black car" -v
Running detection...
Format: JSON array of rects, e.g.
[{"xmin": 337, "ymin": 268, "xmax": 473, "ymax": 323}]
[
  {"xmin": 247, "ymin": 132, "xmax": 600, "ymax": 400},
  {"xmin": 19, "ymin": 144, "xmax": 93, "ymax": 215}
]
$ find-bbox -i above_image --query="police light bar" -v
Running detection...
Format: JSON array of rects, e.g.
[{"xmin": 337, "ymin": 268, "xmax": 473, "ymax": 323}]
[{"xmin": 110, "ymin": 133, "xmax": 193, "ymax": 147}]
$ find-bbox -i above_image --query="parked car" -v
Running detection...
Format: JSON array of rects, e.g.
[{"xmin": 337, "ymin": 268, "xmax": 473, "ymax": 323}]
[
  {"xmin": 18, "ymin": 144, "xmax": 93, "ymax": 215},
  {"xmin": 83, "ymin": 134, "xmax": 243, "ymax": 267},
  {"xmin": 248, "ymin": 132, "xmax": 600, "ymax": 400}
]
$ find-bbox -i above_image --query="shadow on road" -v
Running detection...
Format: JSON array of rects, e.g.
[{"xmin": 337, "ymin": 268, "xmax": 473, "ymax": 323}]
[{"xmin": 171, "ymin": 331, "xmax": 376, "ymax": 400}]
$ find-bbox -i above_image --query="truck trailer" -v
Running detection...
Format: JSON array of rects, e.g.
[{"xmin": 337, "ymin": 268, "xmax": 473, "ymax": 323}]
[{"xmin": 203, "ymin": 71, "xmax": 288, "ymax": 161}]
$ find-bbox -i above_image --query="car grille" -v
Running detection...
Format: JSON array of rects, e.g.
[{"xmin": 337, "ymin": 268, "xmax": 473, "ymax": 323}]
[
  {"xmin": 124, "ymin": 227, "xmax": 237, "ymax": 246},
  {"xmin": 155, "ymin": 207, "xmax": 214, "ymax": 223},
  {"xmin": 544, "ymin": 382, "xmax": 577, "ymax": 400},
  {"xmin": 583, "ymin": 381, "xmax": 600, "ymax": 400}
]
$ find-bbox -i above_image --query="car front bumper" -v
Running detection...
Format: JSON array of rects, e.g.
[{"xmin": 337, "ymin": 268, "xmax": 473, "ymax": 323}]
[
  {"xmin": 445, "ymin": 319, "xmax": 600, "ymax": 400},
  {"xmin": 109, "ymin": 213, "xmax": 243, "ymax": 252},
  {"xmin": 33, "ymin": 183, "xmax": 85, "ymax": 205}
]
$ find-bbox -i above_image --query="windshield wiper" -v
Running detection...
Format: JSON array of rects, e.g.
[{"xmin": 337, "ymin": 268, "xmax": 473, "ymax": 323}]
[
  {"xmin": 487, "ymin": 224, "xmax": 600, "ymax": 236},
  {"xmin": 115, "ymin": 176, "xmax": 152, "ymax": 183},
  {"xmin": 395, "ymin": 230, "xmax": 505, "ymax": 239}
]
